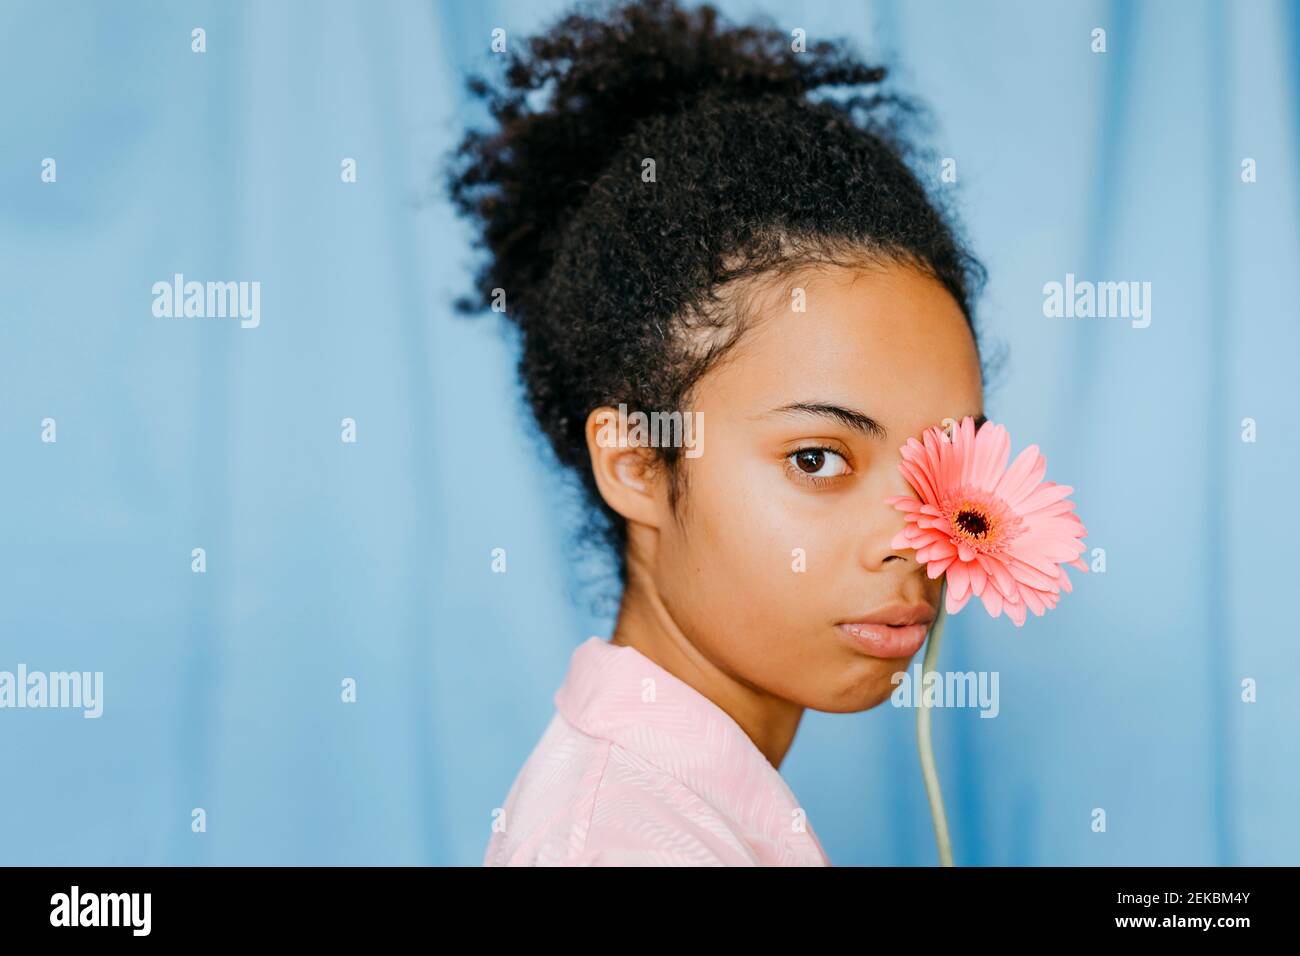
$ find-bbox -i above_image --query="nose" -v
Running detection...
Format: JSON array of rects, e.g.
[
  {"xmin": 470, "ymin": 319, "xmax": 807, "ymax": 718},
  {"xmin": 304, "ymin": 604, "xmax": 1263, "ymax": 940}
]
[{"xmin": 857, "ymin": 461, "xmax": 925, "ymax": 573}]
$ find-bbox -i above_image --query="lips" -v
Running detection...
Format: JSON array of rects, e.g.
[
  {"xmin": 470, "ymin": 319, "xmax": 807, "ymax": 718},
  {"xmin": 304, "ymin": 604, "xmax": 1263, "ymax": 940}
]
[
  {"xmin": 837, "ymin": 603, "xmax": 936, "ymax": 659},
  {"xmin": 838, "ymin": 621, "xmax": 931, "ymax": 659}
]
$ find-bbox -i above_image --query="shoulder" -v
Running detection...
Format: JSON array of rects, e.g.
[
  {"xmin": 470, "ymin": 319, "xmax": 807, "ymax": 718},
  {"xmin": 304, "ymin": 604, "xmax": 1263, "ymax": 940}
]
[
  {"xmin": 484, "ymin": 717, "xmax": 757, "ymax": 867},
  {"xmin": 574, "ymin": 745, "xmax": 759, "ymax": 865}
]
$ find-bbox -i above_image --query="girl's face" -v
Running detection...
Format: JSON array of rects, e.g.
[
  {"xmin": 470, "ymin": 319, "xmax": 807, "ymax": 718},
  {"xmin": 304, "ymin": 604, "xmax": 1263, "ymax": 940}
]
[{"xmin": 641, "ymin": 261, "xmax": 984, "ymax": 713}]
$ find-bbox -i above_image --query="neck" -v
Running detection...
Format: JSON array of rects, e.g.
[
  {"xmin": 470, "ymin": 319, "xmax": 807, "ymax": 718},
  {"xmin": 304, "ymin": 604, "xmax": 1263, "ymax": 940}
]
[{"xmin": 609, "ymin": 550, "xmax": 805, "ymax": 770}]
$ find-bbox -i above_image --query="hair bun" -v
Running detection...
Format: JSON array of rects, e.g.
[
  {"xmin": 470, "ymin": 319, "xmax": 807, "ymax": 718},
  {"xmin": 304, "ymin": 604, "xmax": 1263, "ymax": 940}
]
[{"xmin": 448, "ymin": 0, "xmax": 887, "ymax": 313}]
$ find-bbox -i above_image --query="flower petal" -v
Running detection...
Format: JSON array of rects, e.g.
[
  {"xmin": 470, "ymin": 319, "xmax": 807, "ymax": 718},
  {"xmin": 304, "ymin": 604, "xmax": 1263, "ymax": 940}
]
[
  {"xmin": 945, "ymin": 587, "xmax": 972, "ymax": 615},
  {"xmin": 927, "ymin": 555, "xmax": 955, "ymax": 578},
  {"xmin": 976, "ymin": 552, "xmax": 1017, "ymax": 599},
  {"xmin": 1006, "ymin": 599, "xmax": 1028, "ymax": 627},
  {"xmin": 973, "ymin": 422, "xmax": 1010, "ymax": 491},
  {"xmin": 1005, "ymin": 558, "xmax": 1060, "ymax": 593},
  {"xmin": 1015, "ymin": 481, "xmax": 1075, "ymax": 516},
  {"xmin": 948, "ymin": 561, "xmax": 971, "ymax": 600},
  {"xmin": 980, "ymin": 586, "xmax": 1003, "ymax": 618},
  {"xmin": 994, "ymin": 444, "xmax": 1046, "ymax": 506},
  {"xmin": 886, "ymin": 495, "xmax": 924, "ymax": 512}
]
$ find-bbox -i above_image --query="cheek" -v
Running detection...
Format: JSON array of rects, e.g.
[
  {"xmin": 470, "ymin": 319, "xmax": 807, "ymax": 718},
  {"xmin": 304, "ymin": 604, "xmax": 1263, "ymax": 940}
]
[{"xmin": 659, "ymin": 452, "xmax": 830, "ymax": 625}]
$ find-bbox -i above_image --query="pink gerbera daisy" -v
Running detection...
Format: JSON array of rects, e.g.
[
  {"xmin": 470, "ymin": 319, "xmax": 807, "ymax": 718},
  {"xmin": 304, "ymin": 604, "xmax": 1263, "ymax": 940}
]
[{"xmin": 885, "ymin": 416, "xmax": 1088, "ymax": 626}]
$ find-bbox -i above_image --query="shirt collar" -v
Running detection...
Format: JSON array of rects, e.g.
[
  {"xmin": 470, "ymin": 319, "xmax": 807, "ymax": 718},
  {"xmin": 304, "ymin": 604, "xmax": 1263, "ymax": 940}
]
[{"xmin": 554, "ymin": 635, "xmax": 831, "ymax": 866}]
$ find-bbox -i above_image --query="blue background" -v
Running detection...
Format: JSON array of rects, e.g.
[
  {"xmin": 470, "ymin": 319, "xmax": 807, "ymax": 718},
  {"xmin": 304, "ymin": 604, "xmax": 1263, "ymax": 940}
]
[{"xmin": 1, "ymin": 0, "xmax": 1297, "ymax": 866}]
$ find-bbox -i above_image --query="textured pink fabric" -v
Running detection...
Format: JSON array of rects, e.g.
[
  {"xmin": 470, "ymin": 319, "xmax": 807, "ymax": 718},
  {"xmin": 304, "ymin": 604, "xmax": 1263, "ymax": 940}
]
[{"xmin": 483, "ymin": 636, "xmax": 832, "ymax": 866}]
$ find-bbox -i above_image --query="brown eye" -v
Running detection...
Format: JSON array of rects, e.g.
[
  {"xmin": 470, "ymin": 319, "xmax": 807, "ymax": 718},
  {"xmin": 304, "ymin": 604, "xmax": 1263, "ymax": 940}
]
[
  {"xmin": 795, "ymin": 449, "xmax": 826, "ymax": 473},
  {"xmin": 789, "ymin": 448, "xmax": 849, "ymax": 478}
]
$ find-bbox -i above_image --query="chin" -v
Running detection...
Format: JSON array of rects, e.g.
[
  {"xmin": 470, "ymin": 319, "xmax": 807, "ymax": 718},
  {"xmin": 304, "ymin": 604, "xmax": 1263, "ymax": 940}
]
[{"xmin": 811, "ymin": 663, "xmax": 914, "ymax": 714}]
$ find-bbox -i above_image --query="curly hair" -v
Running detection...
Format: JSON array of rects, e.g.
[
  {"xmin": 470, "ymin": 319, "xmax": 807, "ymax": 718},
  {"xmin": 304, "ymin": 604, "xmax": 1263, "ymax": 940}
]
[{"xmin": 446, "ymin": 0, "xmax": 988, "ymax": 586}]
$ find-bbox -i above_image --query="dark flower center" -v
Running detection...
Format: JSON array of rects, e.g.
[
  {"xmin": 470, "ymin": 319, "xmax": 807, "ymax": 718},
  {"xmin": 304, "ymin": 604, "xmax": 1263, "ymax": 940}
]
[{"xmin": 954, "ymin": 509, "xmax": 990, "ymax": 539}]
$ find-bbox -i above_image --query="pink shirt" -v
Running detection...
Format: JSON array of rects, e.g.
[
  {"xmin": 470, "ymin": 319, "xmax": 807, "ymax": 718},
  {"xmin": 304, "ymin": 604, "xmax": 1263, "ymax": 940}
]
[{"xmin": 484, "ymin": 636, "xmax": 832, "ymax": 866}]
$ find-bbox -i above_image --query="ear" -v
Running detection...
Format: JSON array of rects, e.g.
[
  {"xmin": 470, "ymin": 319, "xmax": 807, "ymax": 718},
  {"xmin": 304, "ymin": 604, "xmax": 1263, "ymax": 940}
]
[{"xmin": 585, "ymin": 406, "xmax": 666, "ymax": 528}]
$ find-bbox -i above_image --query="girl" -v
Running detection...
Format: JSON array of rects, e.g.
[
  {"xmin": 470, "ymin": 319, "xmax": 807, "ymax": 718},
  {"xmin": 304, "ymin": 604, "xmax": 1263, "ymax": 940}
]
[{"xmin": 449, "ymin": 0, "xmax": 989, "ymax": 865}]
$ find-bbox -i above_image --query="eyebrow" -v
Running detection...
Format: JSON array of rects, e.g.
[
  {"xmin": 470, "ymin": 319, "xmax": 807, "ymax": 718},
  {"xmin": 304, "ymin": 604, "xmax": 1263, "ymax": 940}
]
[
  {"xmin": 764, "ymin": 403, "xmax": 987, "ymax": 440},
  {"xmin": 765, "ymin": 402, "xmax": 887, "ymax": 439}
]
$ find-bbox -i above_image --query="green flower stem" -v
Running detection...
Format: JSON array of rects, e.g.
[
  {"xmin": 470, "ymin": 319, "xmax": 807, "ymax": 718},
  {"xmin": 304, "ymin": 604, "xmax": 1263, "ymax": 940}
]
[{"xmin": 916, "ymin": 578, "xmax": 954, "ymax": 867}]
